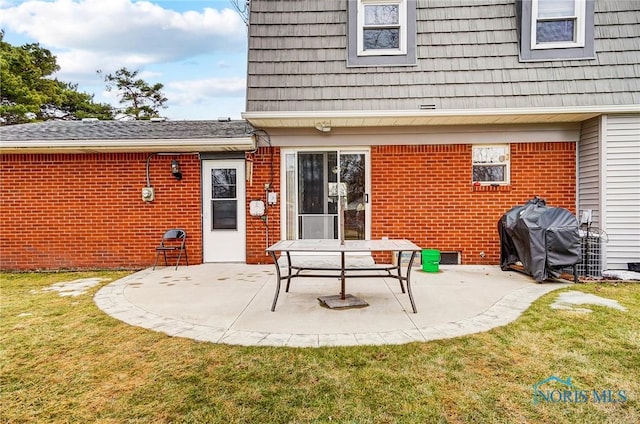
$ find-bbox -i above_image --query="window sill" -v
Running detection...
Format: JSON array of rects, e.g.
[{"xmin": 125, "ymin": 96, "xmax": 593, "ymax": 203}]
[
  {"xmin": 518, "ymin": 53, "xmax": 595, "ymax": 62},
  {"xmin": 472, "ymin": 184, "xmax": 511, "ymax": 192}
]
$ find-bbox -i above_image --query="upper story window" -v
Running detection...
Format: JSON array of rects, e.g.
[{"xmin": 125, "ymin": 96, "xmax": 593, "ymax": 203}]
[
  {"xmin": 347, "ymin": 0, "xmax": 417, "ymax": 67},
  {"xmin": 358, "ymin": 0, "xmax": 407, "ymax": 56},
  {"xmin": 517, "ymin": 0, "xmax": 595, "ymax": 62},
  {"xmin": 531, "ymin": 0, "xmax": 586, "ymax": 49},
  {"xmin": 472, "ymin": 145, "xmax": 510, "ymax": 185}
]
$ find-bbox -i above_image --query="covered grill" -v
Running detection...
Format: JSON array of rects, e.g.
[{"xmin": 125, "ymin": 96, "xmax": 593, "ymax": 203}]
[{"xmin": 498, "ymin": 197, "xmax": 580, "ymax": 283}]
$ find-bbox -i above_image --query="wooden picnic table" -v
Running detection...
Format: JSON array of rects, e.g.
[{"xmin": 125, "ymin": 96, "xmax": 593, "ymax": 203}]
[{"xmin": 266, "ymin": 239, "xmax": 422, "ymax": 313}]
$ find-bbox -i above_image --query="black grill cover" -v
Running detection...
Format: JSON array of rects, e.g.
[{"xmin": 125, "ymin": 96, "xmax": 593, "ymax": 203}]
[{"xmin": 499, "ymin": 197, "xmax": 581, "ymax": 282}]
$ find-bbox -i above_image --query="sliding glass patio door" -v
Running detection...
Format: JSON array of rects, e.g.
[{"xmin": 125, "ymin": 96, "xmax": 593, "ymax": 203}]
[{"xmin": 283, "ymin": 149, "xmax": 369, "ymax": 241}]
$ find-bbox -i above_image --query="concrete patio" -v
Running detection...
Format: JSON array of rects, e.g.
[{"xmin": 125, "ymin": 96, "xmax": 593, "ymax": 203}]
[{"xmin": 94, "ymin": 263, "xmax": 570, "ymax": 348}]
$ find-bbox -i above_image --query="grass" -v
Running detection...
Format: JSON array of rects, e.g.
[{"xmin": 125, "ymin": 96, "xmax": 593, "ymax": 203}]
[{"xmin": 1, "ymin": 271, "xmax": 638, "ymax": 423}]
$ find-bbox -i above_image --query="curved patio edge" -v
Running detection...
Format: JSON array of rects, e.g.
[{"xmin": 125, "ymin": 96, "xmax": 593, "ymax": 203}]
[{"xmin": 94, "ymin": 267, "xmax": 569, "ymax": 348}]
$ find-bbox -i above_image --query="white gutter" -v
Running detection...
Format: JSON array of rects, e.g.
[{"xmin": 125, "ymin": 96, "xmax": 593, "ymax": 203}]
[
  {"xmin": 0, "ymin": 137, "xmax": 256, "ymax": 154},
  {"xmin": 242, "ymin": 105, "xmax": 640, "ymax": 129},
  {"xmin": 242, "ymin": 105, "xmax": 640, "ymax": 121}
]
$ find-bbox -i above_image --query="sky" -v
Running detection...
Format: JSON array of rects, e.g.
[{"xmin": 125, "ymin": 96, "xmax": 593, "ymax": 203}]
[{"xmin": 0, "ymin": 0, "xmax": 248, "ymax": 120}]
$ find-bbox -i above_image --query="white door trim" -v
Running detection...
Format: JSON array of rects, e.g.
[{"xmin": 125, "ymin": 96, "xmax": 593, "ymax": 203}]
[{"xmin": 202, "ymin": 159, "xmax": 246, "ymax": 262}]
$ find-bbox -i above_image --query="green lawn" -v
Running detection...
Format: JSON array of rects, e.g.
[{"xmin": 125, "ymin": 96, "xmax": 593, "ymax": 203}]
[{"xmin": 1, "ymin": 271, "xmax": 638, "ymax": 423}]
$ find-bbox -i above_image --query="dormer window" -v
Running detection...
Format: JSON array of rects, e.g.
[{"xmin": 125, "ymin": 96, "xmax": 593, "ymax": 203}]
[
  {"xmin": 531, "ymin": 0, "xmax": 586, "ymax": 49},
  {"xmin": 347, "ymin": 0, "xmax": 416, "ymax": 67},
  {"xmin": 358, "ymin": 0, "xmax": 407, "ymax": 56},
  {"xmin": 517, "ymin": 0, "xmax": 594, "ymax": 62}
]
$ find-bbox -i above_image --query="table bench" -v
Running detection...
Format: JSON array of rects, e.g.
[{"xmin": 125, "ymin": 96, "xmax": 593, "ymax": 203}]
[{"xmin": 266, "ymin": 239, "xmax": 422, "ymax": 313}]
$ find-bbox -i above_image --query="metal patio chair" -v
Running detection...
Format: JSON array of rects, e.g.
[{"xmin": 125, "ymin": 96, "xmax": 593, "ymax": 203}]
[{"xmin": 153, "ymin": 229, "xmax": 188, "ymax": 270}]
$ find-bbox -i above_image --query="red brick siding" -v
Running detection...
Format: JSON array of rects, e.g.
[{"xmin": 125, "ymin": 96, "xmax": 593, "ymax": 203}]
[
  {"xmin": 0, "ymin": 142, "xmax": 576, "ymax": 270},
  {"xmin": 0, "ymin": 153, "xmax": 202, "ymax": 270},
  {"xmin": 245, "ymin": 147, "xmax": 281, "ymax": 264},
  {"xmin": 370, "ymin": 142, "xmax": 576, "ymax": 264}
]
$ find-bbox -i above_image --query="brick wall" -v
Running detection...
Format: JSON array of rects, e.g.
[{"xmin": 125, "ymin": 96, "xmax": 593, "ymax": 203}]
[
  {"xmin": 246, "ymin": 147, "xmax": 281, "ymax": 264},
  {"xmin": 244, "ymin": 142, "xmax": 576, "ymax": 266},
  {"xmin": 1, "ymin": 142, "xmax": 576, "ymax": 270},
  {"xmin": 0, "ymin": 153, "xmax": 202, "ymax": 270},
  {"xmin": 370, "ymin": 142, "xmax": 576, "ymax": 264}
]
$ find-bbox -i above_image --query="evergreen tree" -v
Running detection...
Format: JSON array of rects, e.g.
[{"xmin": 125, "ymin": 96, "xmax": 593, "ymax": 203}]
[
  {"xmin": 0, "ymin": 31, "xmax": 113, "ymax": 125},
  {"xmin": 101, "ymin": 67, "xmax": 167, "ymax": 120}
]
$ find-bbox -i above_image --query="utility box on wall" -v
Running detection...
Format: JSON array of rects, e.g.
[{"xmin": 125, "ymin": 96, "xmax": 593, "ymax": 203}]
[{"xmin": 249, "ymin": 200, "xmax": 265, "ymax": 217}]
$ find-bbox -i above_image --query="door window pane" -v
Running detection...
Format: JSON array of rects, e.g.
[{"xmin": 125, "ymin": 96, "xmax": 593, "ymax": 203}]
[
  {"xmin": 341, "ymin": 154, "xmax": 366, "ymax": 240},
  {"xmin": 212, "ymin": 200, "xmax": 237, "ymax": 230},
  {"xmin": 297, "ymin": 152, "xmax": 338, "ymax": 239},
  {"xmin": 298, "ymin": 153, "xmax": 325, "ymax": 215},
  {"xmin": 212, "ymin": 168, "xmax": 237, "ymax": 230},
  {"xmin": 327, "ymin": 152, "xmax": 338, "ymax": 215},
  {"xmin": 285, "ymin": 153, "xmax": 296, "ymax": 239},
  {"xmin": 212, "ymin": 169, "xmax": 236, "ymax": 198}
]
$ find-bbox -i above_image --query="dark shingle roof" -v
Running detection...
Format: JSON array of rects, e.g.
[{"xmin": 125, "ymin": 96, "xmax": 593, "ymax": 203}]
[{"xmin": 0, "ymin": 119, "xmax": 253, "ymax": 141}]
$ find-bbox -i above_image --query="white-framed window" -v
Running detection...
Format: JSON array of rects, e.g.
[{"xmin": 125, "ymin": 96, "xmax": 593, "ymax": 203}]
[
  {"xmin": 531, "ymin": 0, "xmax": 586, "ymax": 50},
  {"xmin": 357, "ymin": 0, "xmax": 407, "ymax": 56},
  {"xmin": 472, "ymin": 145, "xmax": 510, "ymax": 185}
]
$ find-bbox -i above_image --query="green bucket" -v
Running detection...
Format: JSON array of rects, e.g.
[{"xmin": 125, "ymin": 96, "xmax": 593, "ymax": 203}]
[{"xmin": 421, "ymin": 249, "xmax": 441, "ymax": 273}]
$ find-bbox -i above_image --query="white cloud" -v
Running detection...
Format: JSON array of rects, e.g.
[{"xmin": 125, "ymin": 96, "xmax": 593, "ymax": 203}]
[
  {"xmin": 0, "ymin": 0, "xmax": 249, "ymax": 119},
  {"xmin": 138, "ymin": 69, "xmax": 163, "ymax": 80},
  {"xmin": 166, "ymin": 77, "xmax": 246, "ymax": 105},
  {"xmin": 167, "ymin": 96, "xmax": 246, "ymax": 120},
  {"xmin": 0, "ymin": 0, "xmax": 246, "ymax": 74}
]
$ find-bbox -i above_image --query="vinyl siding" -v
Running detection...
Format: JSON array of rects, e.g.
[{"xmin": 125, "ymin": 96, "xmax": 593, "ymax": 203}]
[
  {"xmin": 246, "ymin": 0, "xmax": 640, "ymax": 112},
  {"xmin": 577, "ymin": 117, "xmax": 601, "ymax": 228},
  {"xmin": 603, "ymin": 114, "xmax": 640, "ymax": 270}
]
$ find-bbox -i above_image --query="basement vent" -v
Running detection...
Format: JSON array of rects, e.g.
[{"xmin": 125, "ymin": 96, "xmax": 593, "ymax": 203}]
[{"xmin": 440, "ymin": 251, "xmax": 461, "ymax": 265}]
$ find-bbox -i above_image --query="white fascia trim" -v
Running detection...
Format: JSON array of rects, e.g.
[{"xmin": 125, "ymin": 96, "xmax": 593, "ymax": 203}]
[
  {"xmin": 0, "ymin": 137, "xmax": 256, "ymax": 153},
  {"xmin": 242, "ymin": 105, "xmax": 640, "ymax": 121}
]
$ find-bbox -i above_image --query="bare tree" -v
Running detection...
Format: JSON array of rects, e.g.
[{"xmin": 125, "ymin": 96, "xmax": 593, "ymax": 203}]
[{"xmin": 230, "ymin": 0, "xmax": 249, "ymax": 25}]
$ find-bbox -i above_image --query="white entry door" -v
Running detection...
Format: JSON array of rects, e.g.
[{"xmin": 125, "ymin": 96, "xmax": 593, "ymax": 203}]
[{"xmin": 202, "ymin": 160, "xmax": 246, "ymax": 262}]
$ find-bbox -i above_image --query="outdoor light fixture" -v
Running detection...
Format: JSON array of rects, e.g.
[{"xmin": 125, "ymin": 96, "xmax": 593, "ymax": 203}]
[
  {"xmin": 171, "ymin": 159, "xmax": 182, "ymax": 180},
  {"xmin": 314, "ymin": 121, "xmax": 332, "ymax": 132}
]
